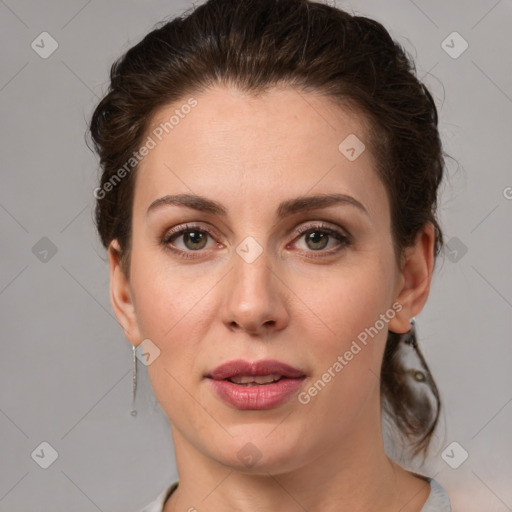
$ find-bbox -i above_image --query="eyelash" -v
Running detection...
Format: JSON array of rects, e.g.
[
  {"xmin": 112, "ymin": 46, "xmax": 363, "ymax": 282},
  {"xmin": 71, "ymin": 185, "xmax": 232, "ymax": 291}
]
[{"xmin": 161, "ymin": 222, "xmax": 351, "ymax": 260}]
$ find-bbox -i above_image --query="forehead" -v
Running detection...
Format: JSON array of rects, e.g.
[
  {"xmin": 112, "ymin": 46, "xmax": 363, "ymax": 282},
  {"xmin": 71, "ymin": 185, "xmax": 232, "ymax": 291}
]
[{"xmin": 133, "ymin": 85, "xmax": 387, "ymax": 220}]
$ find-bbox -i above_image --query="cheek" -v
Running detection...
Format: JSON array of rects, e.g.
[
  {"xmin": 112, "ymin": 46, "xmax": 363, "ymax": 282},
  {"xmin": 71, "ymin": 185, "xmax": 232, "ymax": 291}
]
[
  {"xmin": 297, "ymin": 256, "xmax": 397, "ymax": 403},
  {"xmin": 128, "ymin": 246, "xmax": 232, "ymax": 382},
  {"xmin": 129, "ymin": 256, "xmax": 217, "ymax": 424},
  {"xmin": 299, "ymin": 258, "xmax": 396, "ymax": 346},
  {"xmin": 130, "ymin": 246, "xmax": 217, "ymax": 340}
]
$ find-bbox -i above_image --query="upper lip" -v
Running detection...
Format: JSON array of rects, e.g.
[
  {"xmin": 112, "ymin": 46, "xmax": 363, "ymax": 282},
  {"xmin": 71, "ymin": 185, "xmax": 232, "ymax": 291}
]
[{"xmin": 207, "ymin": 359, "xmax": 306, "ymax": 380}]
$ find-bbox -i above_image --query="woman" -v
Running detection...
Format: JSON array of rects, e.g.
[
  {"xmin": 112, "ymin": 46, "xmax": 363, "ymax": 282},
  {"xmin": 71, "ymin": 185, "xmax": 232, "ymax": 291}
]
[{"xmin": 89, "ymin": 0, "xmax": 451, "ymax": 510}]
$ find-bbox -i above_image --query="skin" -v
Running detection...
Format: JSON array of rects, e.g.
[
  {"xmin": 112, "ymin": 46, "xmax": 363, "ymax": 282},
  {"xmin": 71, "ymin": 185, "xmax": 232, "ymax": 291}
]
[{"xmin": 109, "ymin": 85, "xmax": 436, "ymax": 511}]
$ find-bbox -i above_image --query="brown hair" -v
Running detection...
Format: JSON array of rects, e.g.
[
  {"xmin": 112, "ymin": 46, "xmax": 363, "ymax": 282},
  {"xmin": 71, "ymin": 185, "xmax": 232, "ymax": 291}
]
[{"xmin": 89, "ymin": 0, "xmax": 444, "ymax": 458}]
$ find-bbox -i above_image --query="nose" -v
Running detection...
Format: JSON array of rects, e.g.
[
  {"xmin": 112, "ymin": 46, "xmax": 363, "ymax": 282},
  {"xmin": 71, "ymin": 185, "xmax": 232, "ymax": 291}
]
[{"xmin": 221, "ymin": 247, "xmax": 289, "ymax": 336}]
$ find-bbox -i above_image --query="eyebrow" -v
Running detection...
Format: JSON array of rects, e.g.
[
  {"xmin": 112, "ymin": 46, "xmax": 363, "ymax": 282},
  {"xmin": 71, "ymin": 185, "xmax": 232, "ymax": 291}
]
[{"xmin": 146, "ymin": 192, "xmax": 369, "ymax": 218}]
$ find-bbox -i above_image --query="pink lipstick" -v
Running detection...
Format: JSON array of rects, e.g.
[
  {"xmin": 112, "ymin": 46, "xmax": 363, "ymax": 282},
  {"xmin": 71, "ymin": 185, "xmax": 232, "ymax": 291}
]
[{"xmin": 206, "ymin": 359, "xmax": 306, "ymax": 410}]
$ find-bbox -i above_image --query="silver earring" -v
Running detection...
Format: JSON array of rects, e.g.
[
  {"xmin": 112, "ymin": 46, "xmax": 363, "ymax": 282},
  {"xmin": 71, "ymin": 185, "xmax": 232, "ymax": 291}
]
[{"xmin": 131, "ymin": 345, "xmax": 138, "ymax": 417}]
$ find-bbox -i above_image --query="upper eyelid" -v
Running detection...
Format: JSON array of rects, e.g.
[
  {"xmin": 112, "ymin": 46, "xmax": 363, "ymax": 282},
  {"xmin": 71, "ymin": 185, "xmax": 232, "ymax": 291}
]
[{"xmin": 294, "ymin": 222, "xmax": 349, "ymax": 236}]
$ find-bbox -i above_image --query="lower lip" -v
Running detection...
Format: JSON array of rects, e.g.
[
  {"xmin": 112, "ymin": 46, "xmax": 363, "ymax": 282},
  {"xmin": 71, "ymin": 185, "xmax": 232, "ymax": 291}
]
[{"xmin": 207, "ymin": 378, "xmax": 305, "ymax": 410}]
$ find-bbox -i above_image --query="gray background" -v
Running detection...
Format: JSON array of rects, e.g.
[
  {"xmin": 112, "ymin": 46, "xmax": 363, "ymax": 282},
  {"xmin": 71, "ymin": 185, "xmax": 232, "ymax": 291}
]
[{"xmin": 1, "ymin": 0, "xmax": 511, "ymax": 510}]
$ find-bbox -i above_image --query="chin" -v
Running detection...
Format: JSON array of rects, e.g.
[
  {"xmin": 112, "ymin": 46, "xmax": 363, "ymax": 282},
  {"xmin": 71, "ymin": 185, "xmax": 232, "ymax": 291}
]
[{"xmin": 211, "ymin": 432, "xmax": 308, "ymax": 475}]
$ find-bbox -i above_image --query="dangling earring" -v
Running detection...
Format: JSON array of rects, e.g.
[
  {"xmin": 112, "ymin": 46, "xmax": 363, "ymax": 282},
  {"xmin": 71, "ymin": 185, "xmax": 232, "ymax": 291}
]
[
  {"xmin": 131, "ymin": 345, "xmax": 138, "ymax": 417},
  {"xmin": 404, "ymin": 317, "xmax": 426, "ymax": 382}
]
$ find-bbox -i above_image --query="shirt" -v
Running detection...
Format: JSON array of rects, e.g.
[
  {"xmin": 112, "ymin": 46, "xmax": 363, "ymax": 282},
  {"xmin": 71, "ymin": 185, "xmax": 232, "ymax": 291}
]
[{"xmin": 138, "ymin": 478, "xmax": 451, "ymax": 512}]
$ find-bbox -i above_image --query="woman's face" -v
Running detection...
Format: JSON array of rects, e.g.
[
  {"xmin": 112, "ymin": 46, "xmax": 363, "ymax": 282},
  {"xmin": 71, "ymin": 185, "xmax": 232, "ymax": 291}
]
[{"xmin": 110, "ymin": 85, "xmax": 425, "ymax": 473}]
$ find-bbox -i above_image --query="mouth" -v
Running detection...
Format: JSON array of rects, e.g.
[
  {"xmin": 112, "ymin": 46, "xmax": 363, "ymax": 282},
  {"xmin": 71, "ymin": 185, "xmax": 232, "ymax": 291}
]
[{"xmin": 206, "ymin": 359, "xmax": 306, "ymax": 410}]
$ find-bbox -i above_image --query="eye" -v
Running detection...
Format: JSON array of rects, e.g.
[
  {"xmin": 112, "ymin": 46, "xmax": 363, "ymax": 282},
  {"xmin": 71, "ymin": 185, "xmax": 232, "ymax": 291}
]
[
  {"xmin": 162, "ymin": 224, "xmax": 220, "ymax": 254},
  {"xmin": 292, "ymin": 223, "xmax": 351, "ymax": 255}
]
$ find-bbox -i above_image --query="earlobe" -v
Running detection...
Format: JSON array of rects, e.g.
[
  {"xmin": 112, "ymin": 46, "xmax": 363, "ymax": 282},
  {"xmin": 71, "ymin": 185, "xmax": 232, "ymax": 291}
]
[
  {"xmin": 108, "ymin": 240, "xmax": 141, "ymax": 345},
  {"xmin": 388, "ymin": 223, "xmax": 436, "ymax": 334}
]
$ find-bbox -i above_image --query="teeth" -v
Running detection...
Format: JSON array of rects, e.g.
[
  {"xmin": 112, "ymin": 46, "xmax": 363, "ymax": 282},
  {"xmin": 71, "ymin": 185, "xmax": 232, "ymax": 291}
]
[{"xmin": 229, "ymin": 374, "xmax": 282, "ymax": 385}]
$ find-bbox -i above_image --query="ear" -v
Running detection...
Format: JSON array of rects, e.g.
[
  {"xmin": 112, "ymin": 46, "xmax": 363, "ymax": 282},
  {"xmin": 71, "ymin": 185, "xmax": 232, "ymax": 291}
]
[
  {"xmin": 108, "ymin": 239, "xmax": 141, "ymax": 346},
  {"xmin": 388, "ymin": 223, "xmax": 436, "ymax": 334}
]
